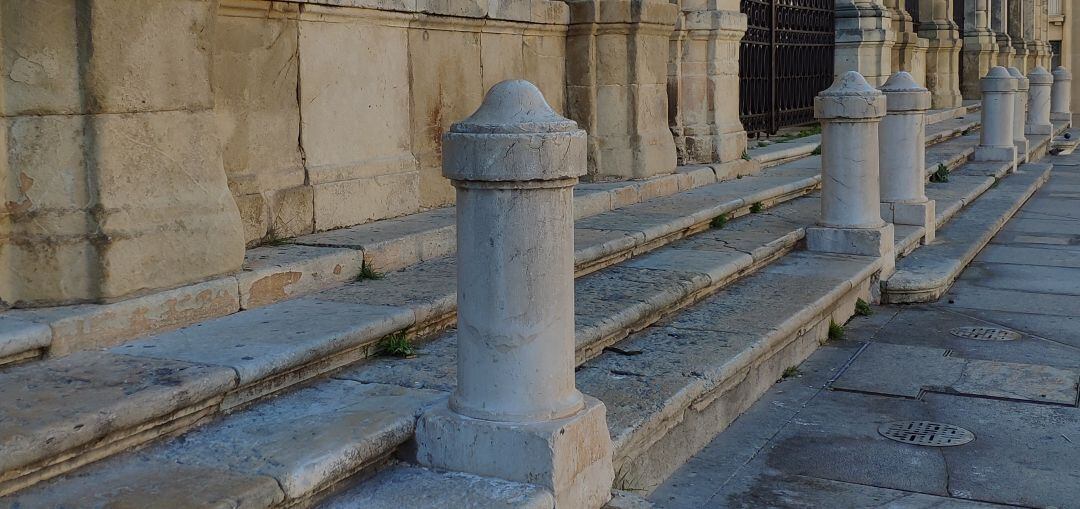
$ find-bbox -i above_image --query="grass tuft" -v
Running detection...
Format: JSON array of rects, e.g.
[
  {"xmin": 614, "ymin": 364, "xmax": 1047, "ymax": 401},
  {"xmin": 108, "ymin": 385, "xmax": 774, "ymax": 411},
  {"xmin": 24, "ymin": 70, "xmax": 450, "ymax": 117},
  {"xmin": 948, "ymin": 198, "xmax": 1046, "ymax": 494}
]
[
  {"xmin": 377, "ymin": 332, "xmax": 415, "ymax": 358},
  {"xmin": 828, "ymin": 320, "xmax": 845, "ymax": 341},
  {"xmin": 855, "ymin": 298, "xmax": 873, "ymax": 317},
  {"xmin": 811, "ymin": 144, "xmax": 822, "ymax": 155},
  {"xmin": 749, "ymin": 202, "xmax": 764, "ymax": 214},
  {"xmin": 710, "ymin": 213, "xmax": 729, "ymax": 229},
  {"xmin": 782, "ymin": 366, "xmax": 801, "ymax": 379},
  {"xmin": 357, "ymin": 261, "xmax": 384, "ymax": 281}
]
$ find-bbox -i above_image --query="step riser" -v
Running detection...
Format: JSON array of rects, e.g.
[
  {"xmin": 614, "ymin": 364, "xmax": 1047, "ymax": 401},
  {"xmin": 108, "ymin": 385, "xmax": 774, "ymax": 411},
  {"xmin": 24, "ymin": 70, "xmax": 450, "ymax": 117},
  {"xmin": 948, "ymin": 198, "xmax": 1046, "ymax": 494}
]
[{"xmin": 611, "ymin": 274, "xmax": 873, "ymax": 493}]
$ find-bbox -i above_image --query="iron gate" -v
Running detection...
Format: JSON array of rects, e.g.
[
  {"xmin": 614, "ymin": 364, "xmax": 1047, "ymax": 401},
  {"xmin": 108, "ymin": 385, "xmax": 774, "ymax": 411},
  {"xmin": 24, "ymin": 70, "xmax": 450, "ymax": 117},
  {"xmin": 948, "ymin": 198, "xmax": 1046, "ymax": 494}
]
[{"xmin": 739, "ymin": 0, "xmax": 835, "ymax": 136}]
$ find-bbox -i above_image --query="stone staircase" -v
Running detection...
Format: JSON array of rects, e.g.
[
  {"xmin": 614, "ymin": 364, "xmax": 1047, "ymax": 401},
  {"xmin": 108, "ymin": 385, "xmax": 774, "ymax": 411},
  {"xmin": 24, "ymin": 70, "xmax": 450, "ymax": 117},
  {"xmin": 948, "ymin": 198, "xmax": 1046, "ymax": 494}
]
[{"xmin": 5, "ymin": 105, "xmax": 1064, "ymax": 508}]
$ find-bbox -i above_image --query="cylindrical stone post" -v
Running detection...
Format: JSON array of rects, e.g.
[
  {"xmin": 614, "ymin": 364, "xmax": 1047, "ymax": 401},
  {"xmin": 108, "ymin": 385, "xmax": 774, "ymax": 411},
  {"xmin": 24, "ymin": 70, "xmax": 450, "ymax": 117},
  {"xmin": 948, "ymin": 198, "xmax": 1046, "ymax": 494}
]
[
  {"xmin": 1052, "ymin": 66, "xmax": 1073, "ymax": 123},
  {"xmin": 416, "ymin": 80, "xmax": 614, "ymax": 509},
  {"xmin": 972, "ymin": 67, "xmax": 1018, "ymax": 168},
  {"xmin": 879, "ymin": 71, "xmax": 936, "ymax": 244},
  {"xmin": 807, "ymin": 71, "xmax": 895, "ymax": 276},
  {"xmin": 1007, "ymin": 67, "xmax": 1030, "ymax": 160},
  {"xmin": 1027, "ymin": 66, "xmax": 1054, "ymax": 135}
]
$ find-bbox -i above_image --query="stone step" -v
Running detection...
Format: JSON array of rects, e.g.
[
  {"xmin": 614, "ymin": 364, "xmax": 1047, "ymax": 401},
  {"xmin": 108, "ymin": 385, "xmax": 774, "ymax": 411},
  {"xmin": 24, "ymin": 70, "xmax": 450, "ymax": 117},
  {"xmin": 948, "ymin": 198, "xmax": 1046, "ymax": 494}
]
[
  {"xmin": 0, "ymin": 108, "xmax": 982, "ymax": 368},
  {"xmin": 883, "ymin": 162, "xmax": 1054, "ymax": 304},
  {"xmin": 0, "ymin": 122, "xmax": 1003, "ymax": 497},
  {"xmin": 0, "ymin": 134, "xmax": 1029, "ymax": 505}
]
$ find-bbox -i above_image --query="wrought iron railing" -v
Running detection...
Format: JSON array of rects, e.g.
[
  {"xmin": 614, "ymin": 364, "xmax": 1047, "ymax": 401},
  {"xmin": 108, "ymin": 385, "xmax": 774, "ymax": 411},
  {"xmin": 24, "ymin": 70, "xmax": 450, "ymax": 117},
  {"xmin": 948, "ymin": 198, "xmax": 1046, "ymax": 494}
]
[{"xmin": 739, "ymin": 0, "xmax": 835, "ymax": 136}]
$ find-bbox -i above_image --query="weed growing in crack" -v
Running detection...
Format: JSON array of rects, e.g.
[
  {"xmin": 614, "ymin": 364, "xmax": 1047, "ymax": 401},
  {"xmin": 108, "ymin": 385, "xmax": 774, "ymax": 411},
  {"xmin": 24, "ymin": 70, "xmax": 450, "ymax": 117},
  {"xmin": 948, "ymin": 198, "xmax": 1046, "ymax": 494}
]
[
  {"xmin": 782, "ymin": 366, "xmax": 801, "ymax": 379},
  {"xmin": 749, "ymin": 202, "xmax": 764, "ymax": 214},
  {"xmin": 741, "ymin": 151, "xmax": 752, "ymax": 161},
  {"xmin": 357, "ymin": 261, "xmax": 384, "ymax": 281},
  {"xmin": 828, "ymin": 320, "xmax": 845, "ymax": 341},
  {"xmin": 377, "ymin": 332, "xmax": 415, "ymax": 358},
  {"xmin": 710, "ymin": 213, "xmax": 729, "ymax": 229},
  {"xmin": 855, "ymin": 298, "xmax": 873, "ymax": 317},
  {"xmin": 263, "ymin": 232, "xmax": 290, "ymax": 247},
  {"xmin": 930, "ymin": 163, "xmax": 950, "ymax": 183},
  {"xmin": 811, "ymin": 144, "xmax": 822, "ymax": 155}
]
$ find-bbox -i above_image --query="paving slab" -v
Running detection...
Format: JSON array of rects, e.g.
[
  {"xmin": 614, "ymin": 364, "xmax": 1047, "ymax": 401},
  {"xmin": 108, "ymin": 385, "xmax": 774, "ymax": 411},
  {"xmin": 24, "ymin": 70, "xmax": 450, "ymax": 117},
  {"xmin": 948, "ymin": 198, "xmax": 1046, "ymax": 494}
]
[
  {"xmin": 957, "ymin": 261, "xmax": 1080, "ymax": 296},
  {"xmin": 717, "ymin": 473, "xmax": 1007, "ymax": 509},
  {"xmin": 832, "ymin": 342, "xmax": 1080, "ymax": 405},
  {"xmin": 974, "ymin": 243, "xmax": 1080, "ymax": 268}
]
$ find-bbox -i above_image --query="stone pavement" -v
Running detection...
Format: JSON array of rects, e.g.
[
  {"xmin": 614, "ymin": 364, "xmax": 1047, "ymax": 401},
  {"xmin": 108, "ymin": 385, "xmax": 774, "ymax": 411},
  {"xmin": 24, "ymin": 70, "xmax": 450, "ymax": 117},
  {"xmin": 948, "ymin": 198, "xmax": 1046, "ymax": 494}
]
[{"xmin": 650, "ymin": 153, "xmax": 1080, "ymax": 508}]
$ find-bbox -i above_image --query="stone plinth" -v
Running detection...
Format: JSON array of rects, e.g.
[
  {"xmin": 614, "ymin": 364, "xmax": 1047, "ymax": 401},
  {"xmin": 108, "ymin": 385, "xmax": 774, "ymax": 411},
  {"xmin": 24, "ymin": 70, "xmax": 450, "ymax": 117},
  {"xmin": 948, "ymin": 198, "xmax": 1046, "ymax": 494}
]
[
  {"xmin": 885, "ymin": 0, "xmax": 928, "ymax": 86},
  {"xmin": 879, "ymin": 72, "xmax": 936, "ymax": 244},
  {"xmin": 1026, "ymin": 66, "xmax": 1054, "ymax": 135},
  {"xmin": 415, "ymin": 80, "xmax": 614, "ymax": 509},
  {"xmin": 917, "ymin": 0, "xmax": 963, "ymax": 108},
  {"xmin": 1007, "ymin": 67, "xmax": 1031, "ymax": 161},
  {"xmin": 807, "ymin": 71, "xmax": 895, "ymax": 277},
  {"xmin": 971, "ymin": 67, "xmax": 1018, "ymax": 169},
  {"xmin": 959, "ymin": 0, "xmax": 998, "ymax": 99},
  {"xmin": 1052, "ymin": 66, "xmax": 1073, "ymax": 123},
  {"xmin": 565, "ymin": 0, "xmax": 679, "ymax": 180}
]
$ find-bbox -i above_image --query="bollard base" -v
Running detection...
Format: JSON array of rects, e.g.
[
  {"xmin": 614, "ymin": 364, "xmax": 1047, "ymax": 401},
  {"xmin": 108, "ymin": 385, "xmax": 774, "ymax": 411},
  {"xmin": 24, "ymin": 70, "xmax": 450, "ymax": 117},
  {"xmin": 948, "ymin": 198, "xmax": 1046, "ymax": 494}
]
[
  {"xmin": 882, "ymin": 200, "xmax": 936, "ymax": 244},
  {"xmin": 971, "ymin": 145, "xmax": 1017, "ymax": 171},
  {"xmin": 1051, "ymin": 112, "xmax": 1071, "ymax": 124},
  {"xmin": 807, "ymin": 223, "xmax": 895, "ymax": 278},
  {"xmin": 1025, "ymin": 123, "xmax": 1054, "ymax": 136},
  {"xmin": 415, "ymin": 396, "xmax": 615, "ymax": 509},
  {"xmin": 1015, "ymin": 140, "xmax": 1030, "ymax": 164}
]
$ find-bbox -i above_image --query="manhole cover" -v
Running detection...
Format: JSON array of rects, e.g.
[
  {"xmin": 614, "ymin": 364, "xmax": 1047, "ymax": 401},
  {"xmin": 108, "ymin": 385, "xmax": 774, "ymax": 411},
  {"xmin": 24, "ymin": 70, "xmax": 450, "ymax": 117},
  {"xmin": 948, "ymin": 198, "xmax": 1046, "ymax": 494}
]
[
  {"xmin": 949, "ymin": 326, "xmax": 1022, "ymax": 341},
  {"xmin": 878, "ymin": 421, "xmax": 975, "ymax": 447}
]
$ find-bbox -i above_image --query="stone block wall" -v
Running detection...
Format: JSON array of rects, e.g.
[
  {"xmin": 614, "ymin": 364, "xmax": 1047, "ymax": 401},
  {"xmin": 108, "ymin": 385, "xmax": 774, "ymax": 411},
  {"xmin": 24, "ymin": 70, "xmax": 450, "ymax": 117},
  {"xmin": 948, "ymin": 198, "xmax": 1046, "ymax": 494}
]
[
  {"xmin": 1, "ymin": 0, "xmax": 246, "ymax": 307},
  {"xmin": 215, "ymin": 0, "xmax": 568, "ymax": 245}
]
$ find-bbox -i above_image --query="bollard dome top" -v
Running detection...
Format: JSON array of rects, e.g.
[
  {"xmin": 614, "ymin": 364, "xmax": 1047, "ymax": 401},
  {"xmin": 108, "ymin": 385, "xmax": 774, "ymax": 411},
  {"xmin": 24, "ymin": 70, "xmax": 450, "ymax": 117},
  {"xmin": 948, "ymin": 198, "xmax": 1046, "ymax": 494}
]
[
  {"xmin": 450, "ymin": 80, "xmax": 579, "ymax": 135},
  {"xmin": 981, "ymin": 66, "xmax": 1018, "ymax": 93},
  {"xmin": 814, "ymin": 71, "xmax": 886, "ymax": 120},
  {"xmin": 1007, "ymin": 67, "xmax": 1029, "ymax": 91},
  {"xmin": 879, "ymin": 71, "xmax": 931, "ymax": 112},
  {"xmin": 442, "ymin": 80, "xmax": 587, "ymax": 183},
  {"xmin": 1053, "ymin": 66, "xmax": 1073, "ymax": 81},
  {"xmin": 1028, "ymin": 66, "xmax": 1054, "ymax": 85}
]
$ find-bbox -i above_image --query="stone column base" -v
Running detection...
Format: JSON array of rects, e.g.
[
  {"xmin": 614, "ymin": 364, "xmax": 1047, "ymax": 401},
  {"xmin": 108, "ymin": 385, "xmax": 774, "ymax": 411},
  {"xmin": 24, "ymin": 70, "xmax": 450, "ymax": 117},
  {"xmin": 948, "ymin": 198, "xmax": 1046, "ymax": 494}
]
[
  {"xmin": 806, "ymin": 223, "xmax": 895, "ymax": 278},
  {"xmin": 971, "ymin": 145, "xmax": 1017, "ymax": 170},
  {"xmin": 882, "ymin": 200, "xmax": 936, "ymax": 244},
  {"xmin": 1026, "ymin": 123, "xmax": 1054, "ymax": 135},
  {"xmin": 416, "ymin": 396, "xmax": 615, "ymax": 509}
]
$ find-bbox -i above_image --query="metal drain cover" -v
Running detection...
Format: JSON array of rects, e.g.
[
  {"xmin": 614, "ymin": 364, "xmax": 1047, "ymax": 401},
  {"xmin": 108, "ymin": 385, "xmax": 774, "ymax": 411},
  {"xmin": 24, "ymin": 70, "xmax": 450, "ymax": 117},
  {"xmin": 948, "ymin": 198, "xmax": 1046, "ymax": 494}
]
[
  {"xmin": 949, "ymin": 326, "xmax": 1022, "ymax": 341},
  {"xmin": 878, "ymin": 421, "xmax": 975, "ymax": 447}
]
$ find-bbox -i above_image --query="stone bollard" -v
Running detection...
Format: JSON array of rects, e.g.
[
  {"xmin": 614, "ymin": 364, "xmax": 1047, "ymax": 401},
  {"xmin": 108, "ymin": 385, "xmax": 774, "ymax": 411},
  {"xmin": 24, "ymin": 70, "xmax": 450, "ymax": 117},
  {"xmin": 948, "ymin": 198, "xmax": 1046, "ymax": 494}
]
[
  {"xmin": 1026, "ymin": 66, "xmax": 1054, "ymax": 136},
  {"xmin": 971, "ymin": 67, "xmax": 1017, "ymax": 169},
  {"xmin": 1007, "ymin": 67, "xmax": 1030, "ymax": 162},
  {"xmin": 878, "ymin": 72, "xmax": 936, "ymax": 244},
  {"xmin": 414, "ymin": 80, "xmax": 614, "ymax": 509},
  {"xmin": 1052, "ymin": 66, "xmax": 1073, "ymax": 124},
  {"xmin": 807, "ymin": 71, "xmax": 895, "ymax": 278}
]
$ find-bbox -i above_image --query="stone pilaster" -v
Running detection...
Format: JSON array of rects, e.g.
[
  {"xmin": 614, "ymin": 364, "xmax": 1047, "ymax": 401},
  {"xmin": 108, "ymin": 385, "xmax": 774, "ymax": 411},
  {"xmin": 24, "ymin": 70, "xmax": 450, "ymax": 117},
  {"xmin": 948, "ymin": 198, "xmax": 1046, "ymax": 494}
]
[
  {"xmin": 0, "ymin": 0, "xmax": 245, "ymax": 307},
  {"xmin": 1008, "ymin": 0, "xmax": 1031, "ymax": 72},
  {"xmin": 961, "ymin": 0, "xmax": 999, "ymax": 99},
  {"xmin": 835, "ymin": 0, "xmax": 895, "ymax": 86},
  {"xmin": 807, "ymin": 71, "xmax": 895, "ymax": 278},
  {"xmin": 884, "ymin": 0, "xmax": 929, "ymax": 86},
  {"xmin": 917, "ymin": 0, "xmax": 963, "ymax": 107},
  {"xmin": 668, "ymin": 3, "xmax": 748, "ymax": 165},
  {"xmin": 989, "ymin": 0, "xmax": 1015, "ymax": 67},
  {"xmin": 417, "ymin": 80, "xmax": 614, "ymax": 509},
  {"xmin": 566, "ymin": 0, "xmax": 679, "ymax": 180}
]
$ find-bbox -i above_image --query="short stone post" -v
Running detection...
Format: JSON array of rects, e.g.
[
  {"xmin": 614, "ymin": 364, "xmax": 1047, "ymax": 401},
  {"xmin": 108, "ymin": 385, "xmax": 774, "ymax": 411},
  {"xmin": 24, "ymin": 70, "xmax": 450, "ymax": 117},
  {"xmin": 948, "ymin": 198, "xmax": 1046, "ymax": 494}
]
[
  {"xmin": 807, "ymin": 71, "xmax": 895, "ymax": 277},
  {"xmin": 1052, "ymin": 66, "xmax": 1073, "ymax": 124},
  {"xmin": 971, "ymin": 67, "xmax": 1017, "ymax": 169},
  {"xmin": 879, "ymin": 72, "xmax": 936, "ymax": 244},
  {"xmin": 415, "ymin": 80, "xmax": 614, "ymax": 509},
  {"xmin": 1026, "ymin": 66, "xmax": 1054, "ymax": 135},
  {"xmin": 1007, "ymin": 67, "xmax": 1030, "ymax": 161}
]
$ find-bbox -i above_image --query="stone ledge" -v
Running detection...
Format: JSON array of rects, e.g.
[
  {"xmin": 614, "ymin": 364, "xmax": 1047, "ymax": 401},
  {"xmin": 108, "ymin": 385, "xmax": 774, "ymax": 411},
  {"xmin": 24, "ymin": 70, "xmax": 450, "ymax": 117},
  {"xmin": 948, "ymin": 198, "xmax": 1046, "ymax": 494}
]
[{"xmin": 884, "ymin": 163, "xmax": 1053, "ymax": 304}]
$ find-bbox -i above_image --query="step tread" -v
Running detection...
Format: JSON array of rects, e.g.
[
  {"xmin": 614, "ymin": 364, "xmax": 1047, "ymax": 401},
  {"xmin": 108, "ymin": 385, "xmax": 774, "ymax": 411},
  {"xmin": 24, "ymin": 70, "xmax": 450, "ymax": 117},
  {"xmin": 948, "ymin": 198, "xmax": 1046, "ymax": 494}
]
[{"xmin": 885, "ymin": 163, "xmax": 1053, "ymax": 302}]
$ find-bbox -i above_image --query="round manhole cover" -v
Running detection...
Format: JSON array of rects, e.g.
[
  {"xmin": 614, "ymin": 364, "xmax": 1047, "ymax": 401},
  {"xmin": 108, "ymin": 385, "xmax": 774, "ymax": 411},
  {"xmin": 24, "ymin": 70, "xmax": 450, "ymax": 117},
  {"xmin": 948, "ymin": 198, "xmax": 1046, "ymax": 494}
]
[
  {"xmin": 878, "ymin": 421, "xmax": 975, "ymax": 447},
  {"xmin": 949, "ymin": 326, "xmax": 1022, "ymax": 341}
]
